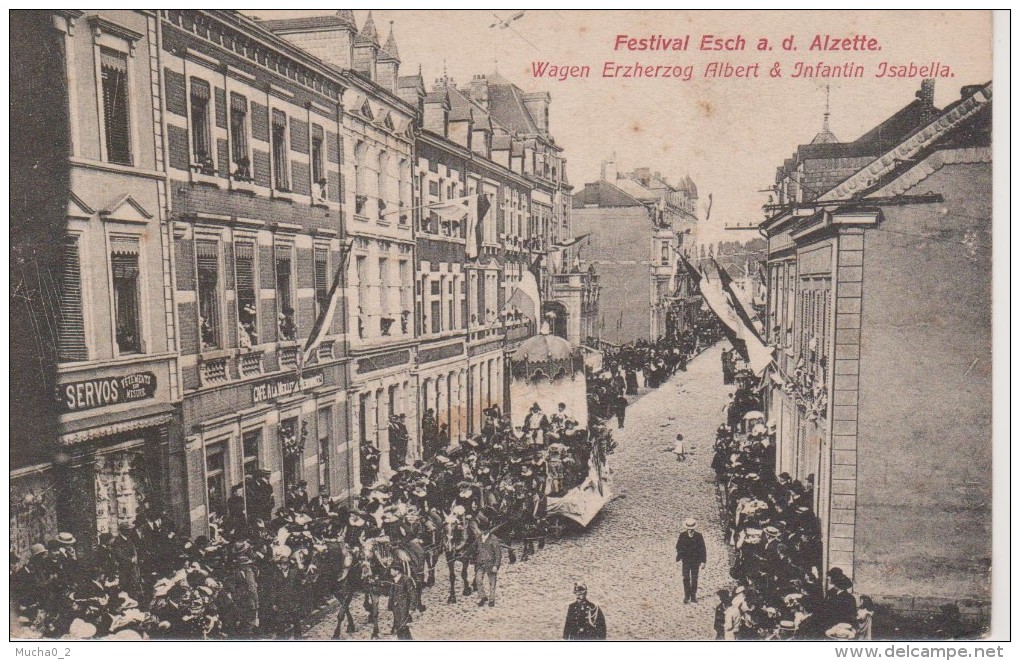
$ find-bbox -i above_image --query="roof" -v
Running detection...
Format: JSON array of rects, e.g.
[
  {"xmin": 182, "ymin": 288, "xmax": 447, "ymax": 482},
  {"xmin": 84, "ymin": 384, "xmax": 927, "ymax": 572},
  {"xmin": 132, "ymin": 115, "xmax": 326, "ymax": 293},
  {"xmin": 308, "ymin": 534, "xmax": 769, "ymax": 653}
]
[
  {"xmin": 260, "ymin": 12, "xmax": 355, "ymax": 33},
  {"xmin": 355, "ymin": 11, "xmax": 379, "ymax": 47},
  {"xmin": 572, "ymin": 180, "xmax": 645, "ymax": 208},
  {"xmin": 379, "ymin": 21, "xmax": 399, "ymax": 62},
  {"xmin": 513, "ymin": 332, "xmax": 573, "ymax": 363},
  {"xmin": 397, "ymin": 75, "xmax": 424, "ymax": 91}
]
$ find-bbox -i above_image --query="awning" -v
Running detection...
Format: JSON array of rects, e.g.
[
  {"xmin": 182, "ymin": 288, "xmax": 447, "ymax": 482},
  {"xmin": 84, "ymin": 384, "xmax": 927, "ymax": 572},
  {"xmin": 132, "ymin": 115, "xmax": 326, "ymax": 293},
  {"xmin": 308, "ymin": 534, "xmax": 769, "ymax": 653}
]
[{"xmin": 59, "ymin": 402, "xmax": 175, "ymax": 447}]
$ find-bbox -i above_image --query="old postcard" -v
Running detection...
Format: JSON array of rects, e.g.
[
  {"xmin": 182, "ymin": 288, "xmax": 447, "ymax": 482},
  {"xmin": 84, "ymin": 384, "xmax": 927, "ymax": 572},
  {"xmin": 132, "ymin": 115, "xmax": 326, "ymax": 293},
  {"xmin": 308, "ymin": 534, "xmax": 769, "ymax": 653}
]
[{"xmin": 8, "ymin": 9, "xmax": 997, "ymax": 644}]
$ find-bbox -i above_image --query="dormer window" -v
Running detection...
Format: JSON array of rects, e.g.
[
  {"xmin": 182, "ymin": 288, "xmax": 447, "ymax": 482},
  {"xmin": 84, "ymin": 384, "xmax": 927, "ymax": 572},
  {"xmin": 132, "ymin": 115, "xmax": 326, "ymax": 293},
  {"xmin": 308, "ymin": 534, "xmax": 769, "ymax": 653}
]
[{"xmin": 361, "ymin": 100, "xmax": 374, "ymax": 119}]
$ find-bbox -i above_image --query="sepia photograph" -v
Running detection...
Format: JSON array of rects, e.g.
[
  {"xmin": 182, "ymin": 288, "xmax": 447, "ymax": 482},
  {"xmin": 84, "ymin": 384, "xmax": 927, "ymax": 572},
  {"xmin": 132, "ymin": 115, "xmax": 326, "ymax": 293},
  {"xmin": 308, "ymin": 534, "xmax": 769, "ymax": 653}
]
[{"xmin": 7, "ymin": 8, "xmax": 1004, "ymax": 645}]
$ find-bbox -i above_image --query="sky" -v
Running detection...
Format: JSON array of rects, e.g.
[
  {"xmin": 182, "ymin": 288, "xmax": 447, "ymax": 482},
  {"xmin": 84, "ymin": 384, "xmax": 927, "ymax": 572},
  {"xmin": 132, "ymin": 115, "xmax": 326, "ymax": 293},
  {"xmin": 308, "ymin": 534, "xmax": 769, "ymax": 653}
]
[{"xmin": 249, "ymin": 10, "xmax": 992, "ymax": 245}]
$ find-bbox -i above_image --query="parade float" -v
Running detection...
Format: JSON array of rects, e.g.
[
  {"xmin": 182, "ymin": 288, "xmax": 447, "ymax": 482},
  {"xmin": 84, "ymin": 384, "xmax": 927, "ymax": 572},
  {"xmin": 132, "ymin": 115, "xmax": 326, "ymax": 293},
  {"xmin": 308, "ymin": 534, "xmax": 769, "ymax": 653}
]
[{"xmin": 508, "ymin": 316, "xmax": 612, "ymax": 527}]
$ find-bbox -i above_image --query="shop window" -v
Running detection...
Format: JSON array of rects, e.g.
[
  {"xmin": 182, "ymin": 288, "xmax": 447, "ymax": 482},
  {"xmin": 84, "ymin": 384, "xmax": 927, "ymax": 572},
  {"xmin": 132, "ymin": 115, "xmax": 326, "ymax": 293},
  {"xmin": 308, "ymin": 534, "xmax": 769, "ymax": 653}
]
[
  {"xmin": 190, "ymin": 78, "xmax": 213, "ymax": 173},
  {"xmin": 59, "ymin": 236, "xmax": 88, "ymax": 362},
  {"xmin": 235, "ymin": 242, "xmax": 258, "ymax": 347},
  {"xmin": 95, "ymin": 448, "xmax": 149, "ymax": 537},
  {"xmin": 99, "ymin": 47, "xmax": 131, "ymax": 165},
  {"xmin": 242, "ymin": 429, "xmax": 261, "ymax": 479},
  {"xmin": 111, "ymin": 236, "xmax": 141, "ymax": 354},
  {"xmin": 205, "ymin": 443, "xmax": 227, "ymax": 519},
  {"xmin": 276, "ymin": 245, "xmax": 295, "ymax": 340},
  {"xmin": 317, "ymin": 407, "xmax": 332, "ymax": 496},
  {"xmin": 280, "ymin": 417, "xmax": 301, "ymax": 505},
  {"xmin": 196, "ymin": 240, "xmax": 222, "ymax": 351}
]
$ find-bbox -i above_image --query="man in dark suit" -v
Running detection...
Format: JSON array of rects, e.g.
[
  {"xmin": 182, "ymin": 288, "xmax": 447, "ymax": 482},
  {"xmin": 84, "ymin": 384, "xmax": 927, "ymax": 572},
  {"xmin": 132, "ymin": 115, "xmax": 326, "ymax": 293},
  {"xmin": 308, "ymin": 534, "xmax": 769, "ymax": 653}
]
[
  {"xmin": 388, "ymin": 565, "xmax": 415, "ymax": 639},
  {"xmin": 675, "ymin": 517, "xmax": 707, "ymax": 603},
  {"xmin": 563, "ymin": 582, "xmax": 607, "ymax": 640}
]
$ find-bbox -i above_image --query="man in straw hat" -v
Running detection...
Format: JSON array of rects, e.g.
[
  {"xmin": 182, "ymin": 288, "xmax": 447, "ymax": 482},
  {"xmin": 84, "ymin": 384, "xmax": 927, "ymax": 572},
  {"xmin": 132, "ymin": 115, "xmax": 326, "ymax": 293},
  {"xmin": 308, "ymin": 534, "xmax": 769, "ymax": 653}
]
[
  {"xmin": 563, "ymin": 581, "xmax": 606, "ymax": 640},
  {"xmin": 675, "ymin": 517, "xmax": 707, "ymax": 603}
]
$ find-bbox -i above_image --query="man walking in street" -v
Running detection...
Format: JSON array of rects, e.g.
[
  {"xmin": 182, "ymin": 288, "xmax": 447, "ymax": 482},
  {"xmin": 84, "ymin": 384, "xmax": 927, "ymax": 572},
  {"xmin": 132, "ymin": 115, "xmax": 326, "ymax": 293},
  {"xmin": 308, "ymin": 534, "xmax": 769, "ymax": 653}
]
[
  {"xmin": 563, "ymin": 582, "xmax": 607, "ymax": 640},
  {"xmin": 474, "ymin": 517, "xmax": 503, "ymax": 607},
  {"xmin": 675, "ymin": 517, "xmax": 707, "ymax": 603}
]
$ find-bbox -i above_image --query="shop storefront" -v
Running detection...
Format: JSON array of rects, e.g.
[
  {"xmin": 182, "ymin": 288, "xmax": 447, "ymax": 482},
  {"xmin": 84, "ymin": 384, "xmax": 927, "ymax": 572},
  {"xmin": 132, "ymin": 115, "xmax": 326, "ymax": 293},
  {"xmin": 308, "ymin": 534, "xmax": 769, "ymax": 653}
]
[
  {"xmin": 179, "ymin": 362, "xmax": 352, "ymax": 536},
  {"xmin": 46, "ymin": 363, "xmax": 177, "ymax": 556}
]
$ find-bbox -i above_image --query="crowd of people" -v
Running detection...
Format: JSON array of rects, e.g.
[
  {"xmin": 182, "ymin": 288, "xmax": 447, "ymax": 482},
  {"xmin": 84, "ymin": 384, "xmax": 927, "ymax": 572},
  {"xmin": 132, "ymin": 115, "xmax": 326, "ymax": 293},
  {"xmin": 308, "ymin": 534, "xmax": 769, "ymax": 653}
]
[
  {"xmin": 711, "ymin": 366, "xmax": 875, "ymax": 640},
  {"xmin": 10, "ymin": 402, "xmax": 612, "ymax": 641},
  {"xmin": 586, "ymin": 328, "xmax": 709, "ymax": 428}
]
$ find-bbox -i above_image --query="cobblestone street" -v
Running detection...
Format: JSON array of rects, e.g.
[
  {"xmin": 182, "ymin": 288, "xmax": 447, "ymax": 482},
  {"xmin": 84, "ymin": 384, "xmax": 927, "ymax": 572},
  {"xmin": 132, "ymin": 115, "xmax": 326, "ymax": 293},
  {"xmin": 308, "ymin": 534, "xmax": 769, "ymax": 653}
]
[{"xmin": 305, "ymin": 343, "xmax": 733, "ymax": 641}]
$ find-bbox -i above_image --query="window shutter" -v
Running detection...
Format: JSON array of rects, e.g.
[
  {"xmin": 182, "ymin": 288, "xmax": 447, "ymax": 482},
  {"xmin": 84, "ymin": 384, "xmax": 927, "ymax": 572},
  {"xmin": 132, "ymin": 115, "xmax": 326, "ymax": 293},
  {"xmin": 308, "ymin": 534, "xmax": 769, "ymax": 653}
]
[
  {"xmin": 100, "ymin": 47, "xmax": 131, "ymax": 165},
  {"xmin": 235, "ymin": 242, "xmax": 256, "ymax": 290},
  {"xmin": 230, "ymin": 92, "xmax": 247, "ymax": 113},
  {"xmin": 196, "ymin": 240, "xmax": 219, "ymax": 281},
  {"xmin": 314, "ymin": 249, "xmax": 329, "ymax": 294},
  {"xmin": 190, "ymin": 78, "xmax": 210, "ymax": 101},
  {"xmin": 58, "ymin": 238, "xmax": 88, "ymax": 362}
]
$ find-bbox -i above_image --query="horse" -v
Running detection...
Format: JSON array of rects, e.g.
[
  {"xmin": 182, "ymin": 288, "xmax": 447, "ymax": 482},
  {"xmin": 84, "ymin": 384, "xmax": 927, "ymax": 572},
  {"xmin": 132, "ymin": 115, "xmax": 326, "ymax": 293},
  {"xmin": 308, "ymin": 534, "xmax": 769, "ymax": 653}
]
[
  {"xmin": 442, "ymin": 514, "xmax": 476, "ymax": 603},
  {"xmin": 419, "ymin": 508, "xmax": 446, "ymax": 588},
  {"xmin": 331, "ymin": 539, "xmax": 391, "ymax": 639}
]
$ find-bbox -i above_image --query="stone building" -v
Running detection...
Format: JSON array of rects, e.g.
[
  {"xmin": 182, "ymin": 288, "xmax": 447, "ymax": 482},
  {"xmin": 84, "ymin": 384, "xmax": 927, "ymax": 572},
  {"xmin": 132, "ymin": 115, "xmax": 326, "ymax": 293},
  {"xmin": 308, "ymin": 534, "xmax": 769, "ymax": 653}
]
[
  {"xmin": 261, "ymin": 11, "xmax": 419, "ymax": 486},
  {"xmin": 159, "ymin": 10, "xmax": 353, "ymax": 534},
  {"xmin": 760, "ymin": 80, "xmax": 992, "ymax": 619},
  {"xmin": 9, "ymin": 10, "xmax": 182, "ymax": 556},
  {"xmin": 572, "ymin": 160, "xmax": 698, "ymax": 345}
]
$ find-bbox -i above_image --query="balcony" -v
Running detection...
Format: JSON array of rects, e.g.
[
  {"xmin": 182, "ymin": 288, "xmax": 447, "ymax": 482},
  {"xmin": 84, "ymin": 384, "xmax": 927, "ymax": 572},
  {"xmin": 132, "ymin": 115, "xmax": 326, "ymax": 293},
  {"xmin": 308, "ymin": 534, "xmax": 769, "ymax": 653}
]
[
  {"xmin": 200, "ymin": 356, "xmax": 230, "ymax": 386},
  {"xmin": 279, "ymin": 346, "xmax": 299, "ymax": 370},
  {"xmin": 238, "ymin": 350, "xmax": 264, "ymax": 377}
]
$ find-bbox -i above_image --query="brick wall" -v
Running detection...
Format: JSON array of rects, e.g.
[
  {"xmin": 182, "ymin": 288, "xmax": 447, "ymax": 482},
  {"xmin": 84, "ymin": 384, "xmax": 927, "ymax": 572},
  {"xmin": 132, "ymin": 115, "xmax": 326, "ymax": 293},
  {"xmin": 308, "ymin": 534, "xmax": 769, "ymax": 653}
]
[
  {"xmin": 290, "ymin": 118, "xmax": 309, "ymax": 154},
  {"xmin": 214, "ymin": 87, "xmax": 227, "ymax": 129},
  {"xmin": 168, "ymin": 125, "xmax": 190, "ymax": 172},
  {"xmin": 165, "ymin": 69, "xmax": 186, "ymax": 117}
]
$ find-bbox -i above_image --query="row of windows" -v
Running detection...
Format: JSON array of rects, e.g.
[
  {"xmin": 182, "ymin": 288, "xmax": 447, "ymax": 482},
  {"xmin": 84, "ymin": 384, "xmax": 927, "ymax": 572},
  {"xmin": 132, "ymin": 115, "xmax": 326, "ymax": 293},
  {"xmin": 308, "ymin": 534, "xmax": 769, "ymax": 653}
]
[
  {"xmin": 198, "ymin": 239, "xmax": 333, "ymax": 351},
  {"xmin": 187, "ymin": 77, "xmax": 330, "ymax": 199}
]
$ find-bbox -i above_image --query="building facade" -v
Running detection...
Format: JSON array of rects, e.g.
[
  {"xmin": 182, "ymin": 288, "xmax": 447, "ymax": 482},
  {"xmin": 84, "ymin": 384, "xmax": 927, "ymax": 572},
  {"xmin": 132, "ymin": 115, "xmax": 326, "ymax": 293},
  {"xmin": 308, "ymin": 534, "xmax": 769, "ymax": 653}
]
[
  {"xmin": 13, "ymin": 10, "xmax": 590, "ymax": 548},
  {"xmin": 761, "ymin": 81, "xmax": 992, "ymax": 617},
  {"xmin": 159, "ymin": 10, "xmax": 354, "ymax": 535},
  {"xmin": 572, "ymin": 161, "xmax": 698, "ymax": 345},
  {"xmin": 10, "ymin": 10, "xmax": 182, "ymax": 557}
]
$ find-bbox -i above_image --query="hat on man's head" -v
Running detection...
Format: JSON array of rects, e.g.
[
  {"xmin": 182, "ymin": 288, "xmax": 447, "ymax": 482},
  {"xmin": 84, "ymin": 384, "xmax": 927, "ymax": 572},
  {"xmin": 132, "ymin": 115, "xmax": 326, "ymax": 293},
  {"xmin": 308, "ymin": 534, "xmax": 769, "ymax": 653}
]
[
  {"xmin": 573, "ymin": 582, "xmax": 587, "ymax": 596},
  {"xmin": 684, "ymin": 518, "xmax": 697, "ymax": 529},
  {"xmin": 764, "ymin": 526, "xmax": 781, "ymax": 537},
  {"xmin": 30, "ymin": 543, "xmax": 46, "ymax": 556},
  {"xmin": 56, "ymin": 532, "xmax": 77, "ymax": 546}
]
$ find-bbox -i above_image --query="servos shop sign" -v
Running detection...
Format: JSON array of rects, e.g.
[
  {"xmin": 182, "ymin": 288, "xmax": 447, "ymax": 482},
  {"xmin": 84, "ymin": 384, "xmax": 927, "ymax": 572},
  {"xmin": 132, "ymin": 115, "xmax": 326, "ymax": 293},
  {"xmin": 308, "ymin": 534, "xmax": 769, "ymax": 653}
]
[
  {"xmin": 252, "ymin": 372, "xmax": 324, "ymax": 404},
  {"xmin": 60, "ymin": 372, "xmax": 158, "ymax": 413}
]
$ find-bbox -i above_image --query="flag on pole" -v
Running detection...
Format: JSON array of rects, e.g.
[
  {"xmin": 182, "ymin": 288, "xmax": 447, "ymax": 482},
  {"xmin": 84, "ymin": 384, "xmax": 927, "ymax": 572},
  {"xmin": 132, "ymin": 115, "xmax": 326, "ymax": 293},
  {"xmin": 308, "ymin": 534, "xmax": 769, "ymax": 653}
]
[
  {"xmin": 302, "ymin": 240, "xmax": 354, "ymax": 365},
  {"xmin": 430, "ymin": 194, "xmax": 490, "ymax": 260},
  {"xmin": 698, "ymin": 260, "xmax": 773, "ymax": 374},
  {"xmin": 501, "ymin": 254, "xmax": 542, "ymax": 323},
  {"xmin": 715, "ymin": 260, "xmax": 766, "ymax": 338}
]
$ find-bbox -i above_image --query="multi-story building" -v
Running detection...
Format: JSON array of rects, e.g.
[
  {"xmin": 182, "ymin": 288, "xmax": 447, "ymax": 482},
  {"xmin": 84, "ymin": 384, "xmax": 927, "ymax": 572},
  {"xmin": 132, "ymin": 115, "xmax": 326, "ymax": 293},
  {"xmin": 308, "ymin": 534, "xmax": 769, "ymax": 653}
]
[
  {"xmin": 572, "ymin": 160, "xmax": 698, "ymax": 344},
  {"xmin": 263, "ymin": 12, "xmax": 419, "ymax": 483},
  {"xmin": 11, "ymin": 10, "xmax": 180, "ymax": 555},
  {"xmin": 760, "ymin": 80, "xmax": 992, "ymax": 619},
  {"xmin": 160, "ymin": 10, "xmax": 353, "ymax": 534}
]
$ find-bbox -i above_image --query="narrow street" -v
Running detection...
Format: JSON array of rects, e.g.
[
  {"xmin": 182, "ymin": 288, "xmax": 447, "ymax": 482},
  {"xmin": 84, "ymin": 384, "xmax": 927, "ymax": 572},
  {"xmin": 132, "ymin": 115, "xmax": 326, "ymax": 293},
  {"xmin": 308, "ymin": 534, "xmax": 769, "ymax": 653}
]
[{"xmin": 306, "ymin": 343, "xmax": 734, "ymax": 640}]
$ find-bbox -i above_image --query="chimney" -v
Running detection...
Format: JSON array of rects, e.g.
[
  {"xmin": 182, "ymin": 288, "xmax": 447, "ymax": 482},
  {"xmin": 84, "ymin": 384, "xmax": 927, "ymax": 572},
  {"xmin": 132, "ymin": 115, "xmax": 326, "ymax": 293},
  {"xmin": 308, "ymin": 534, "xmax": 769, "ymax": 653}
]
[
  {"xmin": 423, "ymin": 87, "xmax": 449, "ymax": 136},
  {"xmin": 916, "ymin": 79, "xmax": 936, "ymax": 125},
  {"xmin": 600, "ymin": 155, "xmax": 617, "ymax": 182},
  {"xmin": 468, "ymin": 74, "xmax": 489, "ymax": 110},
  {"xmin": 522, "ymin": 91, "xmax": 551, "ymax": 133},
  {"xmin": 352, "ymin": 11, "xmax": 380, "ymax": 81}
]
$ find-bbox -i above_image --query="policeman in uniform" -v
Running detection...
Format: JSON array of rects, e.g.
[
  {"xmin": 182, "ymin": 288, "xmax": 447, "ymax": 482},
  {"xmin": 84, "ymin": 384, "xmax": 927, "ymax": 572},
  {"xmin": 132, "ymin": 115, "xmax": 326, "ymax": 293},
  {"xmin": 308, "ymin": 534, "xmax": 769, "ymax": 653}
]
[{"xmin": 563, "ymin": 582, "xmax": 607, "ymax": 640}]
